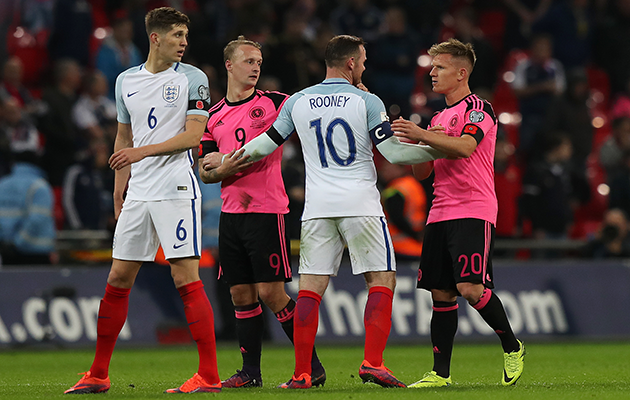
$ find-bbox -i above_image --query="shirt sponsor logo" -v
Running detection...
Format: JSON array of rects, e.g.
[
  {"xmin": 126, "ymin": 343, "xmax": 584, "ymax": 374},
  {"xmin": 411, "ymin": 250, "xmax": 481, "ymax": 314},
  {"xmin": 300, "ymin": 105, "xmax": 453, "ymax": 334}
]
[
  {"xmin": 469, "ymin": 110, "xmax": 484, "ymax": 123},
  {"xmin": 163, "ymin": 84, "xmax": 180, "ymax": 103}
]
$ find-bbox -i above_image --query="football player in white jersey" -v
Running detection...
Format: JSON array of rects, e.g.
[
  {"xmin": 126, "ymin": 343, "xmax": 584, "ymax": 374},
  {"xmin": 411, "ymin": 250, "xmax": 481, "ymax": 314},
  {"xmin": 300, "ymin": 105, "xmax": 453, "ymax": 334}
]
[
  {"xmin": 210, "ymin": 35, "xmax": 445, "ymax": 389},
  {"xmin": 65, "ymin": 7, "xmax": 221, "ymax": 395}
]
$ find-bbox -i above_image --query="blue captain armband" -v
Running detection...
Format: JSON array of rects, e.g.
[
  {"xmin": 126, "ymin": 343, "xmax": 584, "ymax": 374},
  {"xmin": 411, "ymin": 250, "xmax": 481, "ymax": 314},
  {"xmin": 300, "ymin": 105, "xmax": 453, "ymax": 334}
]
[{"xmin": 369, "ymin": 121, "xmax": 394, "ymax": 145}]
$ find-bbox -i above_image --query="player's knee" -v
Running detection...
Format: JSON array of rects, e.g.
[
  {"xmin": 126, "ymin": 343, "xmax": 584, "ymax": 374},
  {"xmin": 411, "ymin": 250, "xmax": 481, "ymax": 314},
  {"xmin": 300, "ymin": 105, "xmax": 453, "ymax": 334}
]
[
  {"xmin": 257, "ymin": 283, "xmax": 288, "ymax": 311},
  {"xmin": 457, "ymin": 283, "xmax": 484, "ymax": 304},
  {"xmin": 107, "ymin": 270, "xmax": 135, "ymax": 288}
]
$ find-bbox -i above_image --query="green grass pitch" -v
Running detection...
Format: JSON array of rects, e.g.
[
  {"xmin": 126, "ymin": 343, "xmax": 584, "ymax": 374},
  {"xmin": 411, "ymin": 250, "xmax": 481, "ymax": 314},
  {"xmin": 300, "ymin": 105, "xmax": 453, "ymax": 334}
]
[{"xmin": 1, "ymin": 341, "xmax": 629, "ymax": 399}]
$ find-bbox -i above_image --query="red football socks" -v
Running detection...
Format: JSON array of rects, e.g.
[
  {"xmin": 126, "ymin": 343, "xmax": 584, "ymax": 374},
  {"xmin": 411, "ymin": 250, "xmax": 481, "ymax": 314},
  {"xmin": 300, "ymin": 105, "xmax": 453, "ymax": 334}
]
[
  {"xmin": 363, "ymin": 286, "xmax": 393, "ymax": 367},
  {"xmin": 90, "ymin": 283, "xmax": 130, "ymax": 379},
  {"xmin": 178, "ymin": 280, "xmax": 220, "ymax": 384}
]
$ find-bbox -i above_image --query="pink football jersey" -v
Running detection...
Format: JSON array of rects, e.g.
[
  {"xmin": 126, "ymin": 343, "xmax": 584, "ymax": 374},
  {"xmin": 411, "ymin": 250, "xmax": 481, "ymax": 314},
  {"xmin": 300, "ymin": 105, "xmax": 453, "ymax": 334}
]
[
  {"xmin": 427, "ymin": 94, "xmax": 498, "ymax": 225},
  {"xmin": 201, "ymin": 90, "xmax": 289, "ymax": 214}
]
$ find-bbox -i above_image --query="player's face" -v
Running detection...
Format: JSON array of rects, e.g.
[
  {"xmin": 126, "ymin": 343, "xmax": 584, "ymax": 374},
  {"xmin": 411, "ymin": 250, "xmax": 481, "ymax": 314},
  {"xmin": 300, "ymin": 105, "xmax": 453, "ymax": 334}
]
[
  {"xmin": 350, "ymin": 45, "xmax": 367, "ymax": 86},
  {"xmin": 429, "ymin": 54, "xmax": 462, "ymax": 95},
  {"xmin": 229, "ymin": 45, "xmax": 262, "ymax": 88},
  {"xmin": 157, "ymin": 24, "xmax": 188, "ymax": 63}
]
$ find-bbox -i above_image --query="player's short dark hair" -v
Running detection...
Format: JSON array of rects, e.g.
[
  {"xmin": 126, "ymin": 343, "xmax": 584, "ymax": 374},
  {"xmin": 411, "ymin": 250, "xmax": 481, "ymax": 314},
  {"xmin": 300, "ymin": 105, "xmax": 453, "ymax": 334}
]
[
  {"xmin": 428, "ymin": 38, "xmax": 476, "ymax": 71},
  {"xmin": 223, "ymin": 35, "xmax": 262, "ymax": 63},
  {"xmin": 145, "ymin": 7, "xmax": 189, "ymax": 36},
  {"xmin": 324, "ymin": 35, "xmax": 365, "ymax": 68}
]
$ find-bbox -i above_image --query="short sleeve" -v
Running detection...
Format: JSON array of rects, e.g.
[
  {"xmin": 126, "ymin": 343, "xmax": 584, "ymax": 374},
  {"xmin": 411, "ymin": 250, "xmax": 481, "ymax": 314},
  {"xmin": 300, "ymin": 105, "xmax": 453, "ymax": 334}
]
[
  {"xmin": 115, "ymin": 72, "xmax": 130, "ymax": 124},
  {"xmin": 185, "ymin": 66, "xmax": 211, "ymax": 117},
  {"xmin": 272, "ymin": 92, "xmax": 300, "ymax": 139},
  {"xmin": 364, "ymin": 92, "xmax": 388, "ymax": 131}
]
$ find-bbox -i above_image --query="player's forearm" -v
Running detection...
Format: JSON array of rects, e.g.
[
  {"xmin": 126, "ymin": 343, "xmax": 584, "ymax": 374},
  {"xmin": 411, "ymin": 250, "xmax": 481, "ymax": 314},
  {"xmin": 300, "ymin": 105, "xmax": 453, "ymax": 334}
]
[
  {"xmin": 113, "ymin": 166, "xmax": 130, "ymax": 198},
  {"xmin": 144, "ymin": 130, "xmax": 203, "ymax": 157},
  {"xmin": 144, "ymin": 115, "xmax": 208, "ymax": 157},
  {"xmin": 199, "ymin": 164, "xmax": 225, "ymax": 184},
  {"xmin": 241, "ymin": 132, "xmax": 280, "ymax": 162},
  {"xmin": 422, "ymin": 134, "xmax": 477, "ymax": 158},
  {"xmin": 377, "ymin": 136, "xmax": 446, "ymax": 165}
]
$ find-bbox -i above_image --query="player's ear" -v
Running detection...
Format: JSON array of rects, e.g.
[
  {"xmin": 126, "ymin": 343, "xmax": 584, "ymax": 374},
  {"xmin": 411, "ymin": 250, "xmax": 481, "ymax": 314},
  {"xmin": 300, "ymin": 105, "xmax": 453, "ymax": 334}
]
[
  {"xmin": 150, "ymin": 32, "xmax": 159, "ymax": 46},
  {"xmin": 458, "ymin": 66, "xmax": 468, "ymax": 81},
  {"xmin": 347, "ymin": 56, "xmax": 355, "ymax": 71}
]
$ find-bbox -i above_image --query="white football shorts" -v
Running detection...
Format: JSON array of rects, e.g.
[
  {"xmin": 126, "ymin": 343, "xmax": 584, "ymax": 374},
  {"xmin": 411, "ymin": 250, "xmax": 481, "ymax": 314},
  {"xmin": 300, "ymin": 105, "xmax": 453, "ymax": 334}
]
[
  {"xmin": 112, "ymin": 199, "xmax": 202, "ymax": 262},
  {"xmin": 299, "ymin": 216, "xmax": 396, "ymax": 276}
]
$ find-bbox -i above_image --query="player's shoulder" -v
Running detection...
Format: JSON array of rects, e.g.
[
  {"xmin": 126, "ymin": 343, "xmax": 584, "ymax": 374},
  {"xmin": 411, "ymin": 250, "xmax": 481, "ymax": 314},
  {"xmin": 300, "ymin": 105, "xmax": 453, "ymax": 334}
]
[
  {"xmin": 257, "ymin": 89, "xmax": 289, "ymax": 110},
  {"xmin": 207, "ymin": 97, "xmax": 227, "ymax": 121},
  {"xmin": 173, "ymin": 62, "xmax": 203, "ymax": 74},
  {"xmin": 462, "ymin": 93, "xmax": 497, "ymax": 123},
  {"xmin": 117, "ymin": 64, "xmax": 144, "ymax": 81}
]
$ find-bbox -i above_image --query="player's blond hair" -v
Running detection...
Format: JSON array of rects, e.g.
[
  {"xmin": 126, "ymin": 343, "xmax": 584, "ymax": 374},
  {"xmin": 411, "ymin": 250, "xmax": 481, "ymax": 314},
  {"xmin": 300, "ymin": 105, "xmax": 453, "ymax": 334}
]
[
  {"xmin": 428, "ymin": 38, "xmax": 476, "ymax": 71},
  {"xmin": 145, "ymin": 7, "xmax": 189, "ymax": 36},
  {"xmin": 223, "ymin": 36, "xmax": 262, "ymax": 63}
]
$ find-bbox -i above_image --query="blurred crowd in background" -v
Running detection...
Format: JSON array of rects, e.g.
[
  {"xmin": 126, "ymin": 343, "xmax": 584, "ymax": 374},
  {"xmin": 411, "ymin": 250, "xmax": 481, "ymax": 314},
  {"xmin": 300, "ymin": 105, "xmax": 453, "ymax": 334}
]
[{"xmin": 2, "ymin": 0, "xmax": 630, "ymax": 266}]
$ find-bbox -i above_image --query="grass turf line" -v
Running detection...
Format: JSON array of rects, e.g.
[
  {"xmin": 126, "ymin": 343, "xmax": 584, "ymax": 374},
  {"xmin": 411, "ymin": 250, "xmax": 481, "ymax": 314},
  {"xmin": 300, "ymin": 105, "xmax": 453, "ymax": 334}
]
[{"xmin": 0, "ymin": 342, "xmax": 629, "ymax": 399}]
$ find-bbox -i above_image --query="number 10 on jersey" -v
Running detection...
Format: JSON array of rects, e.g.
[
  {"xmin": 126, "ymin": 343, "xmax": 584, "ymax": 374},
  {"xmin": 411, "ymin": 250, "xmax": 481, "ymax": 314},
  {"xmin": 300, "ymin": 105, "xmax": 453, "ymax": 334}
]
[{"xmin": 310, "ymin": 117, "xmax": 356, "ymax": 168}]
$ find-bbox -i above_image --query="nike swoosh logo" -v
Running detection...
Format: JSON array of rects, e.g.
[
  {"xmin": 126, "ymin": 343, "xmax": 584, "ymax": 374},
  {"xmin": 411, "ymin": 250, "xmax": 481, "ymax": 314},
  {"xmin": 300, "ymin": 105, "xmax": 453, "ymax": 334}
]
[
  {"xmin": 173, "ymin": 243, "xmax": 187, "ymax": 249},
  {"xmin": 127, "ymin": 91, "xmax": 139, "ymax": 97}
]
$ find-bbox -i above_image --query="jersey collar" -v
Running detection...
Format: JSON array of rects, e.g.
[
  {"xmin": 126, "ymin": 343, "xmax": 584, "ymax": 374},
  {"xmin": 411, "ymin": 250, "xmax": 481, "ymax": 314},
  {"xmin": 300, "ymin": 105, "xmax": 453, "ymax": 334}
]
[
  {"xmin": 225, "ymin": 90, "xmax": 258, "ymax": 107},
  {"xmin": 321, "ymin": 78, "xmax": 352, "ymax": 85},
  {"xmin": 446, "ymin": 93, "xmax": 475, "ymax": 108}
]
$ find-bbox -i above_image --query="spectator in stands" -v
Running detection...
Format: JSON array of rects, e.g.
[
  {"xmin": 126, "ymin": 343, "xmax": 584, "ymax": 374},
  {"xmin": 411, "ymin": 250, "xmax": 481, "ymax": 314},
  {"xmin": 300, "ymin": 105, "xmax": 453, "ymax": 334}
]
[
  {"xmin": 503, "ymin": 0, "xmax": 553, "ymax": 51},
  {"xmin": 265, "ymin": 12, "xmax": 324, "ymax": 93},
  {"xmin": 0, "ymin": 97, "xmax": 41, "ymax": 178},
  {"xmin": 600, "ymin": 117, "xmax": 630, "ymax": 181},
  {"xmin": 378, "ymin": 160, "xmax": 427, "ymax": 261},
  {"xmin": 511, "ymin": 33, "xmax": 565, "ymax": 161},
  {"xmin": 594, "ymin": 0, "xmax": 630, "ymax": 95},
  {"xmin": 0, "ymin": 100, "xmax": 10, "ymax": 177},
  {"xmin": 494, "ymin": 134, "xmax": 522, "ymax": 240},
  {"xmin": 72, "ymin": 70, "xmax": 117, "ymax": 149},
  {"xmin": 62, "ymin": 139, "xmax": 114, "ymax": 231},
  {"xmin": 38, "ymin": 58, "xmax": 82, "ymax": 188},
  {"xmin": 364, "ymin": 6, "xmax": 420, "ymax": 118},
  {"xmin": 583, "ymin": 208, "xmax": 630, "ymax": 258},
  {"xmin": 0, "ymin": 119, "xmax": 56, "ymax": 266},
  {"xmin": 520, "ymin": 132, "xmax": 577, "ymax": 257},
  {"xmin": 47, "ymin": 0, "xmax": 93, "ymax": 67},
  {"xmin": 95, "ymin": 16, "xmax": 142, "ymax": 100},
  {"xmin": 531, "ymin": 0, "xmax": 594, "ymax": 70},
  {"xmin": 0, "ymin": 56, "xmax": 40, "ymax": 118},
  {"xmin": 329, "ymin": 0, "xmax": 383, "ymax": 42},
  {"xmin": 543, "ymin": 68, "xmax": 593, "ymax": 175},
  {"xmin": 451, "ymin": 6, "xmax": 498, "ymax": 95},
  {"xmin": 608, "ymin": 151, "xmax": 630, "ymax": 218}
]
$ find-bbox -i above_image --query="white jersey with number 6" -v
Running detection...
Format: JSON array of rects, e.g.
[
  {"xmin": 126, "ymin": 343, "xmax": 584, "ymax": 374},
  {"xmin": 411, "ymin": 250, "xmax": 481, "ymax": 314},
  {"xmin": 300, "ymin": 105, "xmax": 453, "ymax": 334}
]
[
  {"xmin": 272, "ymin": 78, "xmax": 388, "ymax": 220},
  {"xmin": 115, "ymin": 62, "xmax": 210, "ymax": 201}
]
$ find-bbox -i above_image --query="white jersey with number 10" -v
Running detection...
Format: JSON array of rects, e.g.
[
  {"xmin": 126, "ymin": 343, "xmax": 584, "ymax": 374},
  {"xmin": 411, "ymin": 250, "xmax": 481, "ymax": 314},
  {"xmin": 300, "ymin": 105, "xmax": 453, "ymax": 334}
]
[{"xmin": 273, "ymin": 78, "xmax": 388, "ymax": 220}]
